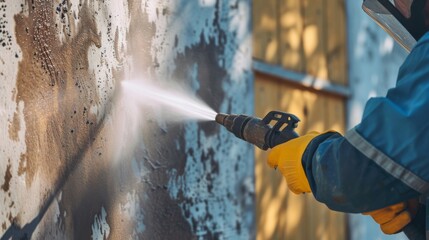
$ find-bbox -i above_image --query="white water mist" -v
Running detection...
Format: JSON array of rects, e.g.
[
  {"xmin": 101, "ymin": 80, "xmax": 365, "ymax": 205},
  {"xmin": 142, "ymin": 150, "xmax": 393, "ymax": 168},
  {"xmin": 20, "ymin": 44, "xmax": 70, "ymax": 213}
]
[{"xmin": 121, "ymin": 80, "xmax": 217, "ymax": 121}]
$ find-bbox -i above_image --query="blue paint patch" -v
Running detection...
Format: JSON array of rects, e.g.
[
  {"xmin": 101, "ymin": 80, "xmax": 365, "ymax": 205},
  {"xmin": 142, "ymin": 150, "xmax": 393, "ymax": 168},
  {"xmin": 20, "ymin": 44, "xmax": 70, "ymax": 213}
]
[
  {"xmin": 91, "ymin": 207, "xmax": 110, "ymax": 240},
  {"xmin": 190, "ymin": 63, "xmax": 200, "ymax": 92}
]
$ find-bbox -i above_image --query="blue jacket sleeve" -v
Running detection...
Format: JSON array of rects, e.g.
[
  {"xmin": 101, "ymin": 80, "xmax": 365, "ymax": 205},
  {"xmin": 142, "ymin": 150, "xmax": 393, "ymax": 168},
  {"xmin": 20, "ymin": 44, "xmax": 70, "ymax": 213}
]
[
  {"xmin": 302, "ymin": 132, "xmax": 419, "ymax": 213},
  {"xmin": 300, "ymin": 32, "xmax": 429, "ymax": 213}
]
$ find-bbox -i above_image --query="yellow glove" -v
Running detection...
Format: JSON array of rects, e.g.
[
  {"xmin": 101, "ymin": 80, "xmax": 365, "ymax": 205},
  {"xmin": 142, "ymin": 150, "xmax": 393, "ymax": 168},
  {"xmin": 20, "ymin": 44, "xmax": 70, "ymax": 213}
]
[
  {"xmin": 267, "ymin": 131, "xmax": 320, "ymax": 194},
  {"xmin": 362, "ymin": 199, "xmax": 419, "ymax": 234}
]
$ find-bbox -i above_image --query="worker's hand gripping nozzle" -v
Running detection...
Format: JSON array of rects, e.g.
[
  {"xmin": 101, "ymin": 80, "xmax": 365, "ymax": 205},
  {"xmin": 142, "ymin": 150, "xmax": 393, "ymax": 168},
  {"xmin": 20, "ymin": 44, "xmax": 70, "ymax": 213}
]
[{"xmin": 215, "ymin": 111, "xmax": 300, "ymax": 150}]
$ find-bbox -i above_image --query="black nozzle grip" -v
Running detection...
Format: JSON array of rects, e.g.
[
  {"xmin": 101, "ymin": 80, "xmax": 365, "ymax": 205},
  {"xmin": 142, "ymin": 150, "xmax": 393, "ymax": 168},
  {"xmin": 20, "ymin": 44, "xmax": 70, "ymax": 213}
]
[{"xmin": 262, "ymin": 111, "xmax": 300, "ymax": 148}]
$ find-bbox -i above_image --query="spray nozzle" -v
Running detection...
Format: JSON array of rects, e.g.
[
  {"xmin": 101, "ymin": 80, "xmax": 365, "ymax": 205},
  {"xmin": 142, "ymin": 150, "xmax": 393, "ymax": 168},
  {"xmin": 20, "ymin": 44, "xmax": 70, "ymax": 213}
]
[
  {"xmin": 215, "ymin": 113, "xmax": 228, "ymax": 125},
  {"xmin": 215, "ymin": 111, "xmax": 300, "ymax": 150}
]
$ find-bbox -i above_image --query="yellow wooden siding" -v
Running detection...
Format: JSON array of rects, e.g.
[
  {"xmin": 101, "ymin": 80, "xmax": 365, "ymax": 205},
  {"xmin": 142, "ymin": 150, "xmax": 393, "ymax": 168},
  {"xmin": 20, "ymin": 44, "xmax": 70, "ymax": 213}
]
[
  {"xmin": 254, "ymin": 0, "xmax": 348, "ymax": 238},
  {"xmin": 253, "ymin": 0, "xmax": 280, "ymax": 64},
  {"xmin": 254, "ymin": 0, "xmax": 348, "ymax": 85},
  {"xmin": 326, "ymin": 0, "xmax": 347, "ymax": 85},
  {"xmin": 255, "ymin": 73, "xmax": 346, "ymax": 240},
  {"xmin": 303, "ymin": 0, "xmax": 328, "ymax": 80},
  {"xmin": 279, "ymin": 0, "xmax": 304, "ymax": 72}
]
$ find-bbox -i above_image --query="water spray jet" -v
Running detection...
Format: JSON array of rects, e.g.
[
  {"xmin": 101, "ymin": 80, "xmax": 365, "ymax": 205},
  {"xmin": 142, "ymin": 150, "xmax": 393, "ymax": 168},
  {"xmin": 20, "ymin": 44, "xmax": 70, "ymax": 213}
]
[
  {"xmin": 120, "ymin": 80, "xmax": 300, "ymax": 150},
  {"xmin": 121, "ymin": 80, "xmax": 217, "ymax": 121}
]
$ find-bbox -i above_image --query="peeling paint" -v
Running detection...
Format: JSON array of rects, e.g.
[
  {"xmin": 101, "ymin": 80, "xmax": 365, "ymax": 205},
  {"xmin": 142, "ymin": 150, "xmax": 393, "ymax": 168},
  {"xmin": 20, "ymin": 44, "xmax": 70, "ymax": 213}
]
[
  {"xmin": 91, "ymin": 207, "xmax": 110, "ymax": 240},
  {"xmin": 168, "ymin": 121, "xmax": 254, "ymax": 239},
  {"xmin": 0, "ymin": 0, "xmax": 29, "ymax": 236},
  {"xmin": 148, "ymin": 0, "xmax": 254, "ymax": 238},
  {"xmin": 8, "ymin": 111, "xmax": 20, "ymax": 141},
  {"xmin": 120, "ymin": 191, "xmax": 145, "ymax": 237},
  {"xmin": 1, "ymin": 164, "xmax": 12, "ymax": 192},
  {"xmin": 1, "ymin": 0, "xmax": 253, "ymax": 239}
]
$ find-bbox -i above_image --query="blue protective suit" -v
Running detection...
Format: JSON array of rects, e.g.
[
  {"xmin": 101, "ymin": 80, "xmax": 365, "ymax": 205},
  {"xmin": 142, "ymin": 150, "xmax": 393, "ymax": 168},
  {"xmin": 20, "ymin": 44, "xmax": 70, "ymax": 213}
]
[{"xmin": 302, "ymin": 32, "xmax": 429, "ymax": 237}]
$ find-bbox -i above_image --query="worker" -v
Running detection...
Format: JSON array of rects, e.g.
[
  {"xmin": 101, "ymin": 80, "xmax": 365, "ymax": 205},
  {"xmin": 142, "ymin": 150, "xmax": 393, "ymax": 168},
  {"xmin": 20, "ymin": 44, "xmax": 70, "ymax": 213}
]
[{"xmin": 267, "ymin": 0, "xmax": 429, "ymax": 238}]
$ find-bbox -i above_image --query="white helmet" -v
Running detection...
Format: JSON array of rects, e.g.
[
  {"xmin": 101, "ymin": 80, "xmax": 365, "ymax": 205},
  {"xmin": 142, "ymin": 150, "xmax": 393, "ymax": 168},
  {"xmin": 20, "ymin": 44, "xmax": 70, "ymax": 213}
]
[{"xmin": 363, "ymin": 0, "xmax": 429, "ymax": 51}]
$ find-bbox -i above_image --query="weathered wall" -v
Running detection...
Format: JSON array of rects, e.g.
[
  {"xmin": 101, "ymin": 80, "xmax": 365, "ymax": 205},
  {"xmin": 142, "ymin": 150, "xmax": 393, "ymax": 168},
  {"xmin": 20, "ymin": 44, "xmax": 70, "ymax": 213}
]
[
  {"xmin": 346, "ymin": 1, "xmax": 407, "ymax": 239},
  {"xmin": 0, "ymin": 0, "xmax": 254, "ymax": 239}
]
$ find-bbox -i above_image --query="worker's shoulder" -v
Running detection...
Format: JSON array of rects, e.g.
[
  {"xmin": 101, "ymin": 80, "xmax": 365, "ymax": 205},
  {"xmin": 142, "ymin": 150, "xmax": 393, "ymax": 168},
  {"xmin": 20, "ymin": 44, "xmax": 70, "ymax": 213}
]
[
  {"xmin": 412, "ymin": 32, "xmax": 429, "ymax": 51},
  {"xmin": 398, "ymin": 32, "xmax": 429, "ymax": 81},
  {"xmin": 403, "ymin": 32, "xmax": 429, "ymax": 69}
]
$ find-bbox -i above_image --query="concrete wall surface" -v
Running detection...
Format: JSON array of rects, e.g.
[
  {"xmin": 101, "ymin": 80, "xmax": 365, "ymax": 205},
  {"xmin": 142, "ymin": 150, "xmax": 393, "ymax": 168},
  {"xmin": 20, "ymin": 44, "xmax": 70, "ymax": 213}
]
[{"xmin": 0, "ymin": 0, "xmax": 254, "ymax": 239}]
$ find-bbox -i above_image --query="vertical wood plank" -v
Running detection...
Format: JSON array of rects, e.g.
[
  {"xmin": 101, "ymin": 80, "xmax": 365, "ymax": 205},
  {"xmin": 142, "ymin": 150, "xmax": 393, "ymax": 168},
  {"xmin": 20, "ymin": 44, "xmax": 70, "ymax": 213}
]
[
  {"xmin": 325, "ymin": 96, "xmax": 346, "ymax": 240},
  {"xmin": 255, "ymin": 75, "xmax": 347, "ymax": 240},
  {"xmin": 275, "ymin": 0, "xmax": 348, "ymax": 85},
  {"xmin": 279, "ymin": 0, "xmax": 305, "ymax": 72},
  {"xmin": 253, "ymin": 0, "xmax": 280, "ymax": 64},
  {"xmin": 255, "ymin": 75, "xmax": 285, "ymax": 240},
  {"xmin": 326, "ymin": 0, "xmax": 347, "ymax": 85},
  {"xmin": 254, "ymin": 0, "xmax": 348, "ymax": 237},
  {"xmin": 326, "ymin": 96, "xmax": 346, "ymax": 133},
  {"xmin": 279, "ymin": 83, "xmax": 309, "ymax": 240},
  {"xmin": 303, "ymin": 0, "xmax": 328, "ymax": 80},
  {"xmin": 255, "ymin": 73, "xmax": 348, "ymax": 240}
]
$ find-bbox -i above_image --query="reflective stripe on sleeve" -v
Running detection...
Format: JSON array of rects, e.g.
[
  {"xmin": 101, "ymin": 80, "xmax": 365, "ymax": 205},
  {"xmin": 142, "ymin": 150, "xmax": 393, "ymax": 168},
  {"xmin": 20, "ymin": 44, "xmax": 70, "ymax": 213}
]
[{"xmin": 345, "ymin": 128, "xmax": 429, "ymax": 194}]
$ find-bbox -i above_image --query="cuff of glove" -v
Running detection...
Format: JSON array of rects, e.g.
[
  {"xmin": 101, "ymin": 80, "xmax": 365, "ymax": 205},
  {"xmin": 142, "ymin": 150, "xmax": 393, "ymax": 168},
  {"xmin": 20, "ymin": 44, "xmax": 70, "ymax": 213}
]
[{"xmin": 269, "ymin": 131, "xmax": 321, "ymax": 194}]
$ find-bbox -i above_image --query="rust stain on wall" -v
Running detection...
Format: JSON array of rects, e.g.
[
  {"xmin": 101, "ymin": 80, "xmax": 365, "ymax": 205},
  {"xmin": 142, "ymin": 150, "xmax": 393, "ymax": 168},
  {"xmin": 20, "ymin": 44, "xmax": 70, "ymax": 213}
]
[
  {"xmin": 17, "ymin": 154, "xmax": 26, "ymax": 176},
  {"xmin": 4, "ymin": 0, "xmax": 118, "ymax": 238},
  {"xmin": 14, "ymin": 0, "xmax": 101, "ymax": 184},
  {"xmin": 1, "ymin": 0, "xmax": 253, "ymax": 239},
  {"xmin": 8, "ymin": 112, "xmax": 20, "ymax": 141},
  {"xmin": 1, "ymin": 164, "xmax": 12, "ymax": 192}
]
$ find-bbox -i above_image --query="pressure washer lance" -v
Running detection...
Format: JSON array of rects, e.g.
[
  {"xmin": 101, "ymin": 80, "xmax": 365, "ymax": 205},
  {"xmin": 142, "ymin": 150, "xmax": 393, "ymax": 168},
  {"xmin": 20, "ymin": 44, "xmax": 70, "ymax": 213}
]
[{"xmin": 215, "ymin": 111, "xmax": 300, "ymax": 150}]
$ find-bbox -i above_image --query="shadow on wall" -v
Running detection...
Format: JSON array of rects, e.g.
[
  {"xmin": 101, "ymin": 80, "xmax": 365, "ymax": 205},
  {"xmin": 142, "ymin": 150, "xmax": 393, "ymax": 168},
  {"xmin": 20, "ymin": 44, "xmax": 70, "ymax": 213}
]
[
  {"xmin": 137, "ymin": 0, "xmax": 255, "ymax": 239},
  {"xmin": 1, "ymin": 106, "xmax": 113, "ymax": 239},
  {"xmin": 2, "ymin": 0, "xmax": 254, "ymax": 239},
  {"xmin": 1, "ymin": 0, "xmax": 131, "ymax": 238},
  {"xmin": 0, "ymin": 0, "xmax": 145, "ymax": 238}
]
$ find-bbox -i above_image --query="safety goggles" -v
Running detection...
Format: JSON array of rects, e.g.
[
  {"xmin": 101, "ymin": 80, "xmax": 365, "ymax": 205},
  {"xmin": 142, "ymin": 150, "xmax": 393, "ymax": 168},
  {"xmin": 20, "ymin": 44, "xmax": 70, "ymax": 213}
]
[{"xmin": 362, "ymin": 0, "xmax": 428, "ymax": 51}]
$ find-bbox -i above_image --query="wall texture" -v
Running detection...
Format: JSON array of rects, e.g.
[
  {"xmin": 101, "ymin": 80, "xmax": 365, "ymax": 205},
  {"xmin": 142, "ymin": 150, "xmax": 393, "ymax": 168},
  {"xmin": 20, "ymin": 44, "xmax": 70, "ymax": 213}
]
[{"xmin": 0, "ymin": 0, "xmax": 254, "ymax": 239}]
